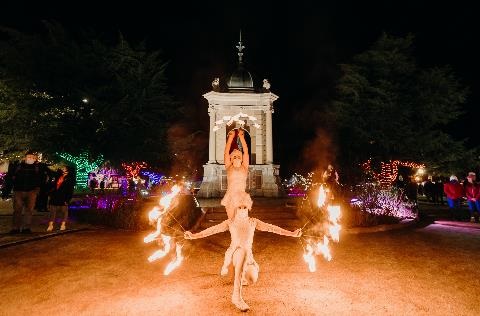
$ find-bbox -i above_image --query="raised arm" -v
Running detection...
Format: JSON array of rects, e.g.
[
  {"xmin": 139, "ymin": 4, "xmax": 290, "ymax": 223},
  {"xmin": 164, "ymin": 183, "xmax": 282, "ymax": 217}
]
[
  {"xmin": 224, "ymin": 130, "xmax": 236, "ymax": 169},
  {"xmin": 255, "ymin": 219, "xmax": 302, "ymax": 237},
  {"xmin": 237, "ymin": 129, "xmax": 249, "ymax": 168},
  {"xmin": 184, "ymin": 220, "xmax": 230, "ymax": 239}
]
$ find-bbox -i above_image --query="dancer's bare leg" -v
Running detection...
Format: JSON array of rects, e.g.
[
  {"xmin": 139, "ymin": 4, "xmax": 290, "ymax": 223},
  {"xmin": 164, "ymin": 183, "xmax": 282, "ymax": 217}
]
[
  {"xmin": 221, "ymin": 246, "xmax": 234, "ymax": 276},
  {"xmin": 232, "ymin": 248, "xmax": 249, "ymax": 311},
  {"xmin": 243, "ymin": 263, "xmax": 258, "ymax": 285},
  {"xmin": 226, "ymin": 205, "xmax": 234, "ymax": 220}
]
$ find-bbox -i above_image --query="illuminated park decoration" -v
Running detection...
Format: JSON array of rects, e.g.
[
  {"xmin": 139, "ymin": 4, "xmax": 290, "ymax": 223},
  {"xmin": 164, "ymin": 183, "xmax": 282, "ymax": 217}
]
[
  {"xmin": 361, "ymin": 159, "xmax": 425, "ymax": 187},
  {"xmin": 283, "ymin": 172, "xmax": 314, "ymax": 196},
  {"xmin": 121, "ymin": 161, "xmax": 148, "ymax": 179},
  {"xmin": 57, "ymin": 152, "xmax": 104, "ymax": 188},
  {"xmin": 140, "ymin": 170, "xmax": 165, "ymax": 186}
]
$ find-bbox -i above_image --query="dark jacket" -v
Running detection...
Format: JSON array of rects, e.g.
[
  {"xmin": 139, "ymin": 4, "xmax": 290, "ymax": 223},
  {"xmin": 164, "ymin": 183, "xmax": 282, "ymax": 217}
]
[
  {"xmin": 49, "ymin": 174, "xmax": 76, "ymax": 206},
  {"xmin": 2, "ymin": 161, "xmax": 45, "ymax": 194}
]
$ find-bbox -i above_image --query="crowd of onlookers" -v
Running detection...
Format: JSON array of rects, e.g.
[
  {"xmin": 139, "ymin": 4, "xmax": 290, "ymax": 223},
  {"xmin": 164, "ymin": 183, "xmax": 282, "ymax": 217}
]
[
  {"xmin": 394, "ymin": 172, "xmax": 480, "ymax": 223},
  {"xmin": 1, "ymin": 150, "xmax": 76, "ymax": 234}
]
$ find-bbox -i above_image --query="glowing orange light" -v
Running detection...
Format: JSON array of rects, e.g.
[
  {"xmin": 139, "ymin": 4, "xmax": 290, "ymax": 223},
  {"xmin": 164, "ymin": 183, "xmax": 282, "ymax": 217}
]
[
  {"xmin": 317, "ymin": 185, "xmax": 326, "ymax": 207},
  {"xmin": 144, "ymin": 185, "xmax": 184, "ymax": 275}
]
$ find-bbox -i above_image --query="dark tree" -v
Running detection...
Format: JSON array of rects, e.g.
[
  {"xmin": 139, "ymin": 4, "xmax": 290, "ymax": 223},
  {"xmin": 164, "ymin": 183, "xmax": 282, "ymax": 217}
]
[
  {"xmin": 331, "ymin": 33, "xmax": 475, "ymax": 177},
  {"xmin": 0, "ymin": 22, "xmax": 179, "ymax": 167}
]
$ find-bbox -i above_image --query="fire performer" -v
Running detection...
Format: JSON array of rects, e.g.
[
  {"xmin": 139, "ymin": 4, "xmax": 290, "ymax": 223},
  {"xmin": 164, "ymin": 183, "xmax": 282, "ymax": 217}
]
[
  {"xmin": 184, "ymin": 205, "xmax": 302, "ymax": 311},
  {"xmin": 222, "ymin": 128, "xmax": 252, "ymax": 219}
]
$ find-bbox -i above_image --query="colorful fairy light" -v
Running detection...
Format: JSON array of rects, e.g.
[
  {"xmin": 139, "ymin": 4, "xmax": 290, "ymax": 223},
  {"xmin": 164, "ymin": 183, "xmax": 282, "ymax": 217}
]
[
  {"xmin": 57, "ymin": 152, "xmax": 104, "ymax": 188},
  {"xmin": 361, "ymin": 159, "xmax": 425, "ymax": 187},
  {"xmin": 122, "ymin": 162, "xmax": 148, "ymax": 179},
  {"xmin": 140, "ymin": 171, "xmax": 165, "ymax": 186}
]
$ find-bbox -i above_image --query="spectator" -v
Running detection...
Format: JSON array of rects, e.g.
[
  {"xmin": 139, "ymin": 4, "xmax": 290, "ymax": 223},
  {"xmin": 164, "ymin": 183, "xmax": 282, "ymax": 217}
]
[
  {"xmin": 464, "ymin": 172, "xmax": 479, "ymax": 223},
  {"xmin": 35, "ymin": 168, "xmax": 54, "ymax": 212},
  {"xmin": 47, "ymin": 166, "xmax": 76, "ymax": 231},
  {"xmin": 434, "ymin": 177, "xmax": 445, "ymax": 205},
  {"xmin": 424, "ymin": 177, "xmax": 435, "ymax": 203},
  {"xmin": 1, "ymin": 151, "xmax": 46, "ymax": 234},
  {"xmin": 99, "ymin": 178, "xmax": 105, "ymax": 194},
  {"xmin": 443, "ymin": 175, "xmax": 464, "ymax": 221},
  {"xmin": 89, "ymin": 176, "xmax": 97, "ymax": 194},
  {"xmin": 394, "ymin": 175, "xmax": 406, "ymax": 190},
  {"xmin": 405, "ymin": 176, "xmax": 418, "ymax": 204}
]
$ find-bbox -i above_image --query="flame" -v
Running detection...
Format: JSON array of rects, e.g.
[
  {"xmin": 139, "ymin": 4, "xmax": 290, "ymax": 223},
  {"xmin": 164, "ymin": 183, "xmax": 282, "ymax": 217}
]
[
  {"xmin": 145, "ymin": 185, "xmax": 184, "ymax": 275},
  {"xmin": 315, "ymin": 235, "xmax": 332, "ymax": 261},
  {"xmin": 148, "ymin": 206, "xmax": 163, "ymax": 223},
  {"xmin": 327, "ymin": 205, "xmax": 341, "ymax": 242},
  {"xmin": 303, "ymin": 243, "xmax": 316, "ymax": 272},
  {"xmin": 164, "ymin": 243, "xmax": 184, "ymax": 275},
  {"xmin": 159, "ymin": 185, "xmax": 181, "ymax": 209},
  {"xmin": 147, "ymin": 235, "xmax": 171, "ymax": 262},
  {"xmin": 328, "ymin": 225, "xmax": 341, "ymax": 242},
  {"xmin": 317, "ymin": 185, "xmax": 326, "ymax": 207},
  {"xmin": 327, "ymin": 205, "xmax": 341, "ymax": 222},
  {"xmin": 302, "ymin": 203, "xmax": 341, "ymax": 272}
]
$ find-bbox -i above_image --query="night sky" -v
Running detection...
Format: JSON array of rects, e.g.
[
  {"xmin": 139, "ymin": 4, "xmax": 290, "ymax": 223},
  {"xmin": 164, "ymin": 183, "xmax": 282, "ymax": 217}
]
[{"xmin": 1, "ymin": 1, "xmax": 478, "ymax": 176}]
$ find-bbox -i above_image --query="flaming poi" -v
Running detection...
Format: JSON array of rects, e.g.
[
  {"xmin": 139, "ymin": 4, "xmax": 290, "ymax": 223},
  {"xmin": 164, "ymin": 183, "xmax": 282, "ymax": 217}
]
[
  {"xmin": 302, "ymin": 184, "xmax": 341, "ymax": 272},
  {"xmin": 144, "ymin": 185, "xmax": 184, "ymax": 275}
]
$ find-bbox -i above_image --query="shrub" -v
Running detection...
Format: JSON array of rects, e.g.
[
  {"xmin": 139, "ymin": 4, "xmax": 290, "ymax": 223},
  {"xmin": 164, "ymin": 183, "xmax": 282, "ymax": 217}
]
[{"xmin": 69, "ymin": 193, "xmax": 203, "ymax": 231}]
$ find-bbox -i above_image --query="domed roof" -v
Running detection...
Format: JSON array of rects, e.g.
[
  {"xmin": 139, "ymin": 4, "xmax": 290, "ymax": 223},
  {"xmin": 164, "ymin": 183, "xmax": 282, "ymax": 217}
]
[
  {"xmin": 227, "ymin": 66, "xmax": 254, "ymax": 91},
  {"xmin": 226, "ymin": 32, "xmax": 255, "ymax": 92}
]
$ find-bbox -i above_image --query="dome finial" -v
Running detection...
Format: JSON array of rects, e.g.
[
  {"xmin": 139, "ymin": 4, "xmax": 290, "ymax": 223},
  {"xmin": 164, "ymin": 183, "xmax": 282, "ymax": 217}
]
[{"xmin": 236, "ymin": 30, "xmax": 245, "ymax": 65}]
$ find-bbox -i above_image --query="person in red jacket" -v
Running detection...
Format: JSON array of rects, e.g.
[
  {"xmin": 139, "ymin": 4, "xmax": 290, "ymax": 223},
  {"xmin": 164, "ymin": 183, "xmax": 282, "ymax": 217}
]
[
  {"xmin": 464, "ymin": 172, "xmax": 479, "ymax": 223},
  {"xmin": 444, "ymin": 175, "xmax": 464, "ymax": 220}
]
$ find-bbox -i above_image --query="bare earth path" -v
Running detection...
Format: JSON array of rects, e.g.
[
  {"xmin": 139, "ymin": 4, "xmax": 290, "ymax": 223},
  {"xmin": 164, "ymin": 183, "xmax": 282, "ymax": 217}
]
[{"xmin": 1, "ymin": 223, "xmax": 479, "ymax": 315}]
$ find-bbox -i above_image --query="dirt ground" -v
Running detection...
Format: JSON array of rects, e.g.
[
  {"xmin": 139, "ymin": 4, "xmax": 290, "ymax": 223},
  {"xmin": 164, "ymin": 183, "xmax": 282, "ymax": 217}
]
[{"xmin": 1, "ymin": 223, "xmax": 480, "ymax": 315}]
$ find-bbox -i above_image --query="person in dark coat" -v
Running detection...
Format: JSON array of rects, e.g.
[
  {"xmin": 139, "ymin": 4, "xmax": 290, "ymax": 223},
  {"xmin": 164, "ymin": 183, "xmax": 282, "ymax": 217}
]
[
  {"xmin": 405, "ymin": 176, "xmax": 418, "ymax": 204},
  {"xmin": 47, "ymin": 166, "xmax": 76, "ymax": 231},
  {"xmin": 35, "ymin": 168, "xmax": 55, "ymax": 212},
  {"xmin": 1, "ymin": 151, "xmax": 47, "ymax": 234}
]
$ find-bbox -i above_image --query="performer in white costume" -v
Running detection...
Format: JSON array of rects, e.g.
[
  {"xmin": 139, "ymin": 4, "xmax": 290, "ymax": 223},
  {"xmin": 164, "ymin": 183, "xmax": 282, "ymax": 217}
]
[
  {"xmin": 185, "ymin": 206, "xmax": 302, "ymax": 311},
  {"xmin": 221, "ymin": 128, "xmax": 252, "ymax": 219}
]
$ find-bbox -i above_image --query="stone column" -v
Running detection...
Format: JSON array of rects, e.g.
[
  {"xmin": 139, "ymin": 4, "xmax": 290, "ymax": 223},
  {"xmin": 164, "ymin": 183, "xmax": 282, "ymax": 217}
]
[
  {"xmin": 266, "ymin": 107, "xmax": 273, "ymax": 164},
  {"xmin": 208, "ymin": 108, "xmax": 216, "ymax": 163}
]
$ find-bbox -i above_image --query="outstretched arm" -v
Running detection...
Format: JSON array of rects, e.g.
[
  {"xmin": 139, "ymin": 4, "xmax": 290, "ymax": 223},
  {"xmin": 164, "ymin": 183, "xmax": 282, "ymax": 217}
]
[
  {"xmin": 255, "ymin": 219, "xmax": 302, "ymax": 237},
  {"xmin": 237, "ymin": 129, "xmax": 249, "ymax": 168},
  {"xmin": 224, "ymin": 130, "xmax": 236, "ymax": 169},
  {"xmin": 184, "ymin": 220, "xmax": 229, "ymax": 239}
]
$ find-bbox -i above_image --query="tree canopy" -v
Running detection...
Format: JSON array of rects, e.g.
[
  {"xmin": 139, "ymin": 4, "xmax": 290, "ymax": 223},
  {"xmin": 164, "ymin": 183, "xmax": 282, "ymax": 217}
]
[
  {"xmin": 331, "ymin": 33, "xmax": 476, "ymax": 176},
  {"xmin": 0, "ymin": 22, "xmax": 179, "ymax": 167}
]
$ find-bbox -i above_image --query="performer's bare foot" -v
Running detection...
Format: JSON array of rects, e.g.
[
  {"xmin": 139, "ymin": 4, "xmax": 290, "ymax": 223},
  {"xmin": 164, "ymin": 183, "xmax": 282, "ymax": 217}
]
[{"xmin": 232, "ymin": 295, "xmax": 250, "ymax": 312}]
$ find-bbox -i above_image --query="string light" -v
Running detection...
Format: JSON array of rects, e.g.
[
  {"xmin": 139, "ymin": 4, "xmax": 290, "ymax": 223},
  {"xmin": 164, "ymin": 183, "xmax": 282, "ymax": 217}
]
[
  {"xmin": 140, "ymin": 170, "xmax": 165, "ymax": 185},
  {"xmin": 121, "ymin": 161, "xmax": 148, "ymax": 179},
  {"xmin": 362, "ymin": 159, "xmax": 425, "ymax": 187},
  {"xmin": 57, "ymin": 152, "xmax": 104, "ymax": 188}
]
